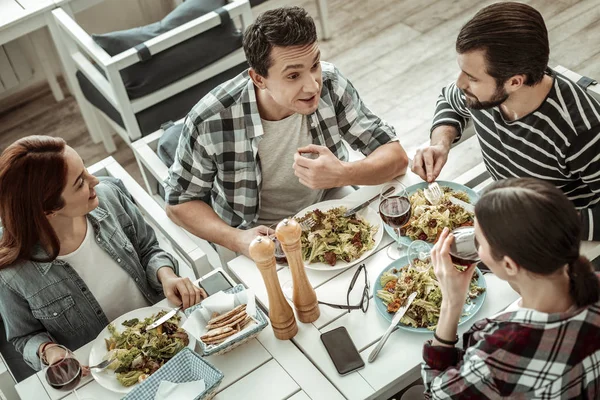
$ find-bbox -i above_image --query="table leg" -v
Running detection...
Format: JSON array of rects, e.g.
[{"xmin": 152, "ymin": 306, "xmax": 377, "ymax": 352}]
[
  {"xmin": 29, "ymin": 29, "xmax": 64, "ymax": 102},
  {"xmin": 315, "ymin": 0, "xmax": 331, "ymax": 40}
]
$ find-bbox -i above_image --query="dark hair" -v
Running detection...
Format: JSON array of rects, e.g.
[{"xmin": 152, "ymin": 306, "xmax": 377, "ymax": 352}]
[
  {"xmin": 456, "ymin": 2, "xmax": 549, "ymax": 86},
  {"xmin": 475, "ymin": 178, "xmax": 599, "ymax": 308},
  {"xmin": 243, "ymin": 6, "xmax": 317, "ymax": 77},
  {"xmin": 0, "ymin": 136, "xmax": 68, "ymax": 267}
]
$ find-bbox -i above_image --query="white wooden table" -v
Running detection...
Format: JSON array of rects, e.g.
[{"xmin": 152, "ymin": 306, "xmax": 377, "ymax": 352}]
[
  {"xmin": 228, "ymin": 141, "xmax": 600, "ymax": 399},
  {"xmin": 15, "ymin": 269, "xmax": 344, "ymax": 400},
  {"xmin": 0, "ymin": 0, "xmax": 101, "ymax": 99}
]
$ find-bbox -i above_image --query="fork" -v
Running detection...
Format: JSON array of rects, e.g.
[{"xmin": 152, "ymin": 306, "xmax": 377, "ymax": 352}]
[
  {"xmin": 90, "ymin": 356, "xmax": 117, "ymax": 371},
  {"xmin": 299, "ymin": 219, "xmax": 316, "ymax": 231},
  {"xmin": 423, "ymin": 182, "xmax": 444, "ymax": 205}
]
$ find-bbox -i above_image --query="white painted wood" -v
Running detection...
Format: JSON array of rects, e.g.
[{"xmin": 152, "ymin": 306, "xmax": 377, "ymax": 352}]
[
  {"xmin": 45, "ymin": 9, "xmax": 109, "ymax": 147},
  {"xmin": 0, "ymin": 46, "xmax": 18, "ymax": 90},
  {"xmin": 288, "ymin": 392, "xmax": 311, "ymax": 400},
  {"xmin": 256, "ymin": 323, "xmax": 345, "ymax": 400},
  {"xmin": 71, "ymin": 51, "xmax": 117, "ymax": 107},
  {"xmin": 214, "ymin": 360, "xmax": 300, "ymax": 400},
  {"xmin": 206, "ymin": 338, "xmax": 272, "ymax": 391},
  {"xmin": 29, "ymin": 28, "xmax": 64, "ymax": 101},
  {"xmin": 555, "ymin": 64, "xmax": 600, "ymax": 101},
  {"xmin": 14, "ymin": 372, "xmax": 46, "ymax": 400},
  {"xmin": 315, "ymin": 0, "xmax": 330, "ymax": 40},
  {"xmin": 3, "ymin": 39, "xmax": 33, "ymax": 83}
]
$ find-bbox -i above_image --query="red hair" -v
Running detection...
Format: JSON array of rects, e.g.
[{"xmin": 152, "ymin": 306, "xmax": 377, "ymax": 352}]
[{"xmin": 0, "ymin": 136, "xmax": 68, "ymax": 267}]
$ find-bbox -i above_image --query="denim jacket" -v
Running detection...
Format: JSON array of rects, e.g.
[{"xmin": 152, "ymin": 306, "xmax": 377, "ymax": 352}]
[{"xmin": 0, "ymin": 179, "xmax": 178, "ymax": 370}]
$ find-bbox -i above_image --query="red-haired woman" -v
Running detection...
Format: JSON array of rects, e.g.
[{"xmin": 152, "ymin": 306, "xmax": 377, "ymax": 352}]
[{"xmin": 0, "ymin": 136, "xmax": 206, "ymax": 370}]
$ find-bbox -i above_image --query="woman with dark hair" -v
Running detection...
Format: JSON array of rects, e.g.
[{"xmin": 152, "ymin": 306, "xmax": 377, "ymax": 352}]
[
  {"xmin": 419, "ymin": 178, "xmax": 600, "ymax": 399},
  {"xmin": 0, "ymin": 136, "xmax": 206, "ymax": 370}
]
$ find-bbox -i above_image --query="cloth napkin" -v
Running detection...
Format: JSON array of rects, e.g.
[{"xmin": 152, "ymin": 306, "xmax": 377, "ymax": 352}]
[
  {"xmin": 182, "ymin": 288, "xmax": 257, "ymax": 345},
  {"xmin": 154, "ymin": 379, "xmax": 206, "ymax": 400}
]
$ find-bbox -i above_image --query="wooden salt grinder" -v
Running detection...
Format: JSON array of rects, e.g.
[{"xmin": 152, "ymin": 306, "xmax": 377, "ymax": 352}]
[
  {"xmin": 248, "ymin": 236, "xmax": 298, "ymax": 340},
  {"xmin": 276, "ymin": 219, "xmax": 320, "ymax": 323}
]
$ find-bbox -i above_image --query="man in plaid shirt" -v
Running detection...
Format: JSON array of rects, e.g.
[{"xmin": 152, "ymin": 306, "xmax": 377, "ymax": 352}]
[{"xmin": 165, "ymin": 7, "xmax": 408, "ymax": 257}]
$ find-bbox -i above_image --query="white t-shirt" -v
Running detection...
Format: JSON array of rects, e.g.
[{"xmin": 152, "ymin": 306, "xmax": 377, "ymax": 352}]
[
  {"xmin": 57, "ymin": 220, "xmax": 150, "ymax": 321},
  {"xmin": 257, "ymin": 113, "xmax": 324, "ymax": 225}
]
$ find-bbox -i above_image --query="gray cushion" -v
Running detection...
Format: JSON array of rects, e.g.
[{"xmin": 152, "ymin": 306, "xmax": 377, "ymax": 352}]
[
  {"xmin": 76, "ymin": 61, "xmax": 247, "ymax": 137},
  {"xmin": 92, "ymin": 0, "xmax": 243, "ymax": 99},
  {"xmin": 158, "ymin": 122, "xmax": 185, "ymax": 168}
]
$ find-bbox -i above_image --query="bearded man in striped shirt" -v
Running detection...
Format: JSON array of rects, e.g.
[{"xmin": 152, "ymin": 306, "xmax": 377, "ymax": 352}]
[{"xmin": 411, "ymin": 2, "xmax": 600, "ymax": 241}]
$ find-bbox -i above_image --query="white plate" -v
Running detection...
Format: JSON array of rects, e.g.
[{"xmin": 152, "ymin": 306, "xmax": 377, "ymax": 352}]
[
  {"xmin": 89, "ymin": 306, "xmax": 196, "ymax": 394},
  {"xmin": 293, "ymin": 199, "xmax": 384, "ymax": 271}
]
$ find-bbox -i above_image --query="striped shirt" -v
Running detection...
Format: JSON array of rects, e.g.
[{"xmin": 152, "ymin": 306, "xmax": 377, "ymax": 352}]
[
  {"xmin": 164, "ymin": 62, "xmax": 397, "ymax": 228},
  {"xmin": 421, "ymin": 298, "xmax": 600, "ymax": 399},
  {"xmin": 432, "ymin": 68, "xmax": 600, "ymax": 240}
]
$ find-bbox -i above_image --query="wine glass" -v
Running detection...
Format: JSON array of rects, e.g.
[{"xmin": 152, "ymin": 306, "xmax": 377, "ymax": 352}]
[
  {"xmin": 268, "ymin": 223, "xmax": 288, "ymax": 265},
  {"xmin": 40, "ymin": 345, "xmax": 85, "ymax": 399},
  {"xmin": 408, "ymin": 226, "xmax": 481, "ymax": 272},
  {"xmin": 407, "ymin": 240, "xmax": 433, "ymax": 272},
  {"xmin": 379, "ymin": 182, "xmax": 411, "ymax": 259},
  {"xmin": 448, "ymin": 226, "xmax": 481, "ymax": 268}
]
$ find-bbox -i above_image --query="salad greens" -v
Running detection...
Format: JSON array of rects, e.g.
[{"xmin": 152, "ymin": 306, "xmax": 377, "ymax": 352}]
[
  {"xmin": 298, "ymin": 207, "xmax": 377, "ymax": 266},
  {"xmin": 376, "ymin": 259, "xmax": 485, "ymax": 329},
  {"xmin": 103, "ymin": 311, "xmax": 189, "ymax": 387},
  {"xmin": 405, "ymin": 187, "xmax": 474, "ymax": 242}
]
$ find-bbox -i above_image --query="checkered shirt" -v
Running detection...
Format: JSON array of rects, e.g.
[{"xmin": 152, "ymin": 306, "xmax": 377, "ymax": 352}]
[
  {"xmin": 164, "ymin": 62, "xmax": 398, "ymax": 228},
  {"xmin": 422, "ymin": 300, "xmax": 600, "ymax": 399}
]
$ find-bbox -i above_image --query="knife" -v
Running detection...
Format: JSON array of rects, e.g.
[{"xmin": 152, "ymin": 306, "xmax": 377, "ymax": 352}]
[
  {"xmin": 147, "ymin": 306, "xmax": 181, "ymax": 330},
  {"xmin": 449, "ymin": 196, "xmax": 475, "ymax": 213},
  {"xmin": 368, "ymin": 292, "xmax": 417, "ymax": 363},
  {"xmin": 343, "ymin": 186, "xmax": 395, "ymax": 217}
]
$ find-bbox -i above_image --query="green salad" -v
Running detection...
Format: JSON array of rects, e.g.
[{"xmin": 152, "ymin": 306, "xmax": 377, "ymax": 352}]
[
  {"xmin": 376, "ymin": 260, "xmax": 485, "ymax": 329},
  {"xmin": 103, "ymin": 311, "xmax": 189, "ymax": 387},
  {"xmin": 405, "ymin": 187, "xmax": 474, "ymax": 242},
  {"xmin": 298, "ymin": 207, "xmax": 377, "ymax": 266}
]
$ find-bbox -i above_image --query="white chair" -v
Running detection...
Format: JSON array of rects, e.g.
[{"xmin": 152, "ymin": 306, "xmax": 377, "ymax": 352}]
[
  {"xmin": 555, "ymin": 65, "xmax": 600, "ymax": 102},
  {"xmin": 87, "ymin": 156, "xmax": 223, "ymax": 277},
  {"xmin": 47, "ymin": 0, "xmax": 254, "ymax": 153}
]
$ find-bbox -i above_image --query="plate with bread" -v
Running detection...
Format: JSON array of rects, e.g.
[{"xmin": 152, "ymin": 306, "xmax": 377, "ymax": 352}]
[{"xmin": 183, "ymin": 284, "xmax": 269, "ymax": 356}]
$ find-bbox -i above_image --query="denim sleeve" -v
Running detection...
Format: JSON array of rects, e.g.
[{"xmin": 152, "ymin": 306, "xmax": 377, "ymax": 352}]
[
  {"xmin": 107, "ymin": 180, "xmax": 179, "ymax": 291},
  {"xmin": 0, "ymin": 279, "xmax": 53, "ymax": 370}
]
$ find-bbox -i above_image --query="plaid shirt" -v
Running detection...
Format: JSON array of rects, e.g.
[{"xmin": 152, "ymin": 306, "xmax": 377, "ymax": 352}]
[
  {"xmin": 422, "ymin": 300, "xmax": 600, "ymax": 399},
  {"xmin": 164, "ymin": 62, "xmax": 397, "ymax": 228}
]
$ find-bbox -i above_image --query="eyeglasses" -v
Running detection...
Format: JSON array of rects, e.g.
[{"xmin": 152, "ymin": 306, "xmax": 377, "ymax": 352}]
[{"xmin": 318, "ymin": 264, "xmax": 370, "ymax": 313}]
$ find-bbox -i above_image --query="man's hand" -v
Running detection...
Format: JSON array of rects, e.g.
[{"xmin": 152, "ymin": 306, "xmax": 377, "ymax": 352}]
[
  {"xmin": 293, "ymin": 145, "xmax": 346, "ymax": 189},
  {"xmin": 233, "ymin": 225, "xmax": 271, "ymax": 258},
  {"xmin": 411, "ymin": 143, "xmax": 450, "ymax": 183},
  {"xmin": 158, "ymin": 267, "xmax": 207, "ymax": 310}
]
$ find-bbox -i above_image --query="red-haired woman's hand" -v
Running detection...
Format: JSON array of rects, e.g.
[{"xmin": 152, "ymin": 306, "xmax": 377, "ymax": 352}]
[{"xmin": 431, "ymin": 228, "xmax": 476, "ymax": 310}]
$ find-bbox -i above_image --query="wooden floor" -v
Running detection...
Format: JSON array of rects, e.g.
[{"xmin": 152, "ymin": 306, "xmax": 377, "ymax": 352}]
[{"xmin": 1, "ymin": 0, "xmax": 600, "ymax": 188}]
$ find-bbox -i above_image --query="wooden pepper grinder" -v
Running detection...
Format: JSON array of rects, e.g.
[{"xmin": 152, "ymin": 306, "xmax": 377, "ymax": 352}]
[
  {"xmin": 276, "ymin": 219, "xmax": 320, "ymax": 323},
  {"xmin": 248, "ymin": 236, "xmax": 298, "ymax": 340}
]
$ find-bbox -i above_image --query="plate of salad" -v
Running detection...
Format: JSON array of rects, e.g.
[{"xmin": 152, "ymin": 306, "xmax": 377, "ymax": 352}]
[
  {"xmin": 89, "ymin": 306, "xmax": 195, "ymax": 394},
  {"xmin": 373, "ymin": 256, "xmax": 486, "ymax": 332},
  {"xmin": 383, "ymin": 181, "xmax": 478, "ymax": 246},
  {"xmin": 294, "ymin": 200, "xmax": 383, "ymax": 271}
]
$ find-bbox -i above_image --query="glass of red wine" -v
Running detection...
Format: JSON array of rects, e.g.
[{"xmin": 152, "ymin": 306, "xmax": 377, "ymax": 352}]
[
  {"xmin": 40, "ymin": 345, "xmax": 84, "ymax": 398},
  {"xmin": 411, "ymin": 226, "xmax": 481, "ymax": 271},
  {"xmin": 448, "ymin": 226, "xmax": 481, "ymax": 268},
  {"xmin": 407, "ymin": 240, "xmax": 433, "ymax": 272},
  {"xmin": 379, "ymin": 182, "xmax": 411, "ymax": 259}
]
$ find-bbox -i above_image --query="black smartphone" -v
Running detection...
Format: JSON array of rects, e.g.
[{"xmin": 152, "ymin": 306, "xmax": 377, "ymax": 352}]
[
  {"xmin": 320, "ymin": 327, "xmax": 365, "ymax": 375},
  {"xmin": 198, "ymin": 271, "xmax": 234, "ymax": 296}
]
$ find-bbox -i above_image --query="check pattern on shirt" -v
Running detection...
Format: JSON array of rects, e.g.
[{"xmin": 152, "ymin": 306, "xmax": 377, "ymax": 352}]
[
  {"xmin": 431, "ymin": 68, "xmax": 600, "ymax": 240},
  {"xmin": 165, "ymin": 62, "xmax": 397, "ymax": 228},
  {"xmin": 421, "ymin": 301, "xmax": 600, "ymax": 399}
]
